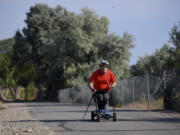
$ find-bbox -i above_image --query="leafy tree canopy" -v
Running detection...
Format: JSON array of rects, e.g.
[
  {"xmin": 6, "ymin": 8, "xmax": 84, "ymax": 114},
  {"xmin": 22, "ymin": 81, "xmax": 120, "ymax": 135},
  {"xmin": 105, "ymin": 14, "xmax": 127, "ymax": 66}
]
[
  {"xmin": 13, "ymin": 3, "xmax": 134, "ymax": 90},
  {"xmin": 0, "ymin": 38, "xmax": 14, "ymax": 56}
]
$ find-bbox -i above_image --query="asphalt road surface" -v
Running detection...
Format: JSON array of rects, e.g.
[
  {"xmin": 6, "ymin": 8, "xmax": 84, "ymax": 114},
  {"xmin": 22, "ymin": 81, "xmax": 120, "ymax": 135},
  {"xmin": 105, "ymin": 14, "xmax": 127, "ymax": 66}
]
[{"xmin": 24, "ymin": 102, "xmax": 180, "ymax": 135}]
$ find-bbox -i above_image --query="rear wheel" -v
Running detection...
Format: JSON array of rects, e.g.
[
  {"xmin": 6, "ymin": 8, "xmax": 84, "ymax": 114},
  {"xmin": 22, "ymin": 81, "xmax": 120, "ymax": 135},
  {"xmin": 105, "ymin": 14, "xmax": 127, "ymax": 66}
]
[
  {"xmin": 96, "ymin": 113, "xmax": 100, "ymax": 122},
  {"xmin": 113, "ymin": 112, "xmax": 117, "ymax": 122},
  {"xmin": 91, "ymin": 111, "xmax": 95, "ymax": 121}
]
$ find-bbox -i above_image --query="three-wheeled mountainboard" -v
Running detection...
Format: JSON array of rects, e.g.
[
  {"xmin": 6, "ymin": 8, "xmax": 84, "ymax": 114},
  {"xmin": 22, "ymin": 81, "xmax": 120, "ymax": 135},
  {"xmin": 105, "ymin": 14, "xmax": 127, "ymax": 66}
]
[
  {"xmin": 83, "ymin": 90, "xmax": 117, "ymax": 122},
  {"xmin": 91, "ymin": 94, "xmax": 117, "ymax": 122}
]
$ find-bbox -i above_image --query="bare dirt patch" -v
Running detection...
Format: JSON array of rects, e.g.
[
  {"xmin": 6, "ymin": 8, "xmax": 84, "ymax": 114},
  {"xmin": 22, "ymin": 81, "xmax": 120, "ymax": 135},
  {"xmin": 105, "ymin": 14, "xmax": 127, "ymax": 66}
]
[{"xmin": 0, "ymin": 103, "xmax": 58, "ymax": 135}]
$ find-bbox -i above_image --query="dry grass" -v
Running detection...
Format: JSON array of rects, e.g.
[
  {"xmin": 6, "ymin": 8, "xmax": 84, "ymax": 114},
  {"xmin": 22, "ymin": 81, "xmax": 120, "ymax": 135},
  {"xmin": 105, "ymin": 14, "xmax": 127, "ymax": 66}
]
[{"xmin": 117, "ymin": 98, "xmax": 164, "ymax": 110}]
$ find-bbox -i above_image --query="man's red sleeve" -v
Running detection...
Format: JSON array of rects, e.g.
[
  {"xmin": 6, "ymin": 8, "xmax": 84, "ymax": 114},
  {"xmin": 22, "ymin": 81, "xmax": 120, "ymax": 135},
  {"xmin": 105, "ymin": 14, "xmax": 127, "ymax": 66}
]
[{"xmin": 90, "ymin": 71, "xmax": 96, "ymax": 82}]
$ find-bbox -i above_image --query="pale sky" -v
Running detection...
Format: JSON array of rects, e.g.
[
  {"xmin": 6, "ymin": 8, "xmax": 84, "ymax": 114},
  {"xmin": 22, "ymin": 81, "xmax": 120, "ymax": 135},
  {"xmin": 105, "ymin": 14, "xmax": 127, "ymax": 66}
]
[{"xmin": 0, "ymin": 0, "xmax": 180, "ymax": 65}]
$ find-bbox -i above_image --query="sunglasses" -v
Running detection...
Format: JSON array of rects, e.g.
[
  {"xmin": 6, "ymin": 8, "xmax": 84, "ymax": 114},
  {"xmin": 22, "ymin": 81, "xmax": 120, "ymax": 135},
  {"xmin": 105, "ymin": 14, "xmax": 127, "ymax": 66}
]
[{"xmin": 100, "ymin": 65, "xmax": 108, "ymax": 68}]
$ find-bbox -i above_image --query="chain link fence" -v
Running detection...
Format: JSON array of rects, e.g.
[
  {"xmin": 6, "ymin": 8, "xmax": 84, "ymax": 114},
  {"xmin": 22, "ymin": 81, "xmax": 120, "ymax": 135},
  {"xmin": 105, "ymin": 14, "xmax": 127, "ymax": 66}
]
[{"xmin": 58, "ymin": 74, "xmax": 163, "ymax": 110}]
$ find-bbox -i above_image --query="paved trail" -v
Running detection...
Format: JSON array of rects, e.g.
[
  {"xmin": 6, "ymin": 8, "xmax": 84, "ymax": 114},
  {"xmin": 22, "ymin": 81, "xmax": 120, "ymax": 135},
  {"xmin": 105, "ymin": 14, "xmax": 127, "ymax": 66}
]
[{"xmin": 24, "ymin": 102, "xmax": 180, "ymax": 135}]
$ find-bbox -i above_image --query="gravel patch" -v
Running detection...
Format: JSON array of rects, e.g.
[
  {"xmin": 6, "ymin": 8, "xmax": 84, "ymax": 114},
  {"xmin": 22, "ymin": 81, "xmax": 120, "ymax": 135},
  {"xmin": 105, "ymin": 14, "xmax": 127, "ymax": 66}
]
[{"xmin": 0, "ymin": 103, "xmax": 57, "ymax": 135}]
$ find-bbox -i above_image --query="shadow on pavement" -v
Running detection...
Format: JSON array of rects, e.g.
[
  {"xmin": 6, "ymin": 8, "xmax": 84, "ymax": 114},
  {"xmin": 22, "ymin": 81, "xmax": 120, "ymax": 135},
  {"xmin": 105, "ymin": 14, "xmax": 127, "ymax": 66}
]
[
  {"xmin": 117, "ymin": 117, "xmax": 180, "ymax": 123},
  {"xmin": 7, "ymin": 117, "xmax": 180, "ymax": 123},
  {"xmin": 27, "ymin": 109, "xmax": 165, "ymax": 114},
  {"xmin": 54, "ymin": 128, "xmax": 180, "ymax": 132},
  {"xmin": 6, "ymin": 103, "xmax": 87, "ymax": 108}
]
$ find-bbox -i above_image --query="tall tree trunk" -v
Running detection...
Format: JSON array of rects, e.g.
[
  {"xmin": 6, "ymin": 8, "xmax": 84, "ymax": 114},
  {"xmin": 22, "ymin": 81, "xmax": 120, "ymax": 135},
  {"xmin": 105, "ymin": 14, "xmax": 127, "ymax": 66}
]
[
  {"xmin": 10, "ymin": 87, "xmax": 16, "ymax": 99},
  {"xmin": 0, "ymin": 87, "xmax": 9, "ymax": 100},
  {"xmin": 16, "ymin": 87, "xmax": 21, "ymax": 99},
  {"xmin": 10, "ymin": 87, "xmax": 21, "ymax": 100},
  {"xmin": 25, "ymin": 88, "xmax": 28, "ymax": 101}
]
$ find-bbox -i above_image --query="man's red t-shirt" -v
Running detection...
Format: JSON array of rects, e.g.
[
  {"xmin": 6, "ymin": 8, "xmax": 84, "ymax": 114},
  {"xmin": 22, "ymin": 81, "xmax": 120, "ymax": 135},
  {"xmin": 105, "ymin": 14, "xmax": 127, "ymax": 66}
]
[{"xmin": 90, "ymin": 69, "xmax": 116, "ymax": 91}]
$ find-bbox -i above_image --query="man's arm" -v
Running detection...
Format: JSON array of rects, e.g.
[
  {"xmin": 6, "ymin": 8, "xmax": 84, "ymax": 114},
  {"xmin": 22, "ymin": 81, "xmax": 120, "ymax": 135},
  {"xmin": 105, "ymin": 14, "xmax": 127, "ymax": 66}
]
[
  {"xmin": 89, "ymin": 82, "xmax": 96, "ymax": 94},
  {"xmin": 89, "ymin": 82, "xmax": 94, "ymax": 90},
  {"xmin": 108, "ymin": 81, "xmax": 116, "ymax": 92},
  {"xmin": 112, "ymin": 81, "xmax": 116, "ymax": 88}
]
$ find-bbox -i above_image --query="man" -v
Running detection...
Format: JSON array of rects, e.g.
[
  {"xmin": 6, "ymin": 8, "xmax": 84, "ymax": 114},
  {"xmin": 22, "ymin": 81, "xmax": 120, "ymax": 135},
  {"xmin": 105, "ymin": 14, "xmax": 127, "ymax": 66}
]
[{"xmin": 89, "ymin": 60, "xmax": 116, "ymax": 110}]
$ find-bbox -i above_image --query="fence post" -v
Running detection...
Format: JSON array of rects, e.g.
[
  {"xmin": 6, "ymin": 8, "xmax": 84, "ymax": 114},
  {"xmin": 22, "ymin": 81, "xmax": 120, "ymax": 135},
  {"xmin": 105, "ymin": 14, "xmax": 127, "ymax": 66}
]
[
  {"xmin": 146, "ymin": 74, "xmax": 150, "ymax": 110},
  {"xmin": 121, "ymin": 80, "xmax": 124, "ymax": 106},
  {"xmin": 163, "ymin": 70, "xmax": 166, "ymax": 89},
  {"xmin": 132, "ymin": 77, "xmax": 135, "ymax": 108}
]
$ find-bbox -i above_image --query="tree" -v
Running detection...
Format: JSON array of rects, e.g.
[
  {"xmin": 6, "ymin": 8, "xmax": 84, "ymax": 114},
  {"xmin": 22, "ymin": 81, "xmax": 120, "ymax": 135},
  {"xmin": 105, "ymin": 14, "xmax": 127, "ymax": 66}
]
[
  {"xmin": 97, "ymin": 33, "xmax": 134, "ymax": 78},
  {"xmin": 164, "ymin": 22, "xmax": 180, "ymax": 111},
  {"xmin": 0, "ymin": 54, "xmax": 11, "ymax": 100},
  {"xmin": 0, "ymin": 37, "xmax": 36, "ymax": 100},
  {"xmin": 0, "ymin": 38, "xmax": 16, "ymax": 100},
  {"xmin": 14, "ymin": 62, "xmax": 36, "ymax": 100},
  {"xmin": 131, "ymin": 44, "xmax": 173, "ymax": 76},
  {"xmin": 168, "ymin": 22, "xmax": 180, "ymax": 69},
  {"xmin": 13, "ymin": 3, "xmax": 134, "ymax": 93},
  {"xmin": 169, "ymin": 23, "xmax": 180, "ymax": 49},
  {"xmin": 0, "ymin": 38, "xmax": 15, "ymax": 55}
]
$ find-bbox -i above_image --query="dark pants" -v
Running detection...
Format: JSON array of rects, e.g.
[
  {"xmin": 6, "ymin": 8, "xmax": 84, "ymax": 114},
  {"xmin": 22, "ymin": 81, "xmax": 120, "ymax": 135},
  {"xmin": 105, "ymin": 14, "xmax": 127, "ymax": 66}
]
[{"xmin": 93, "ymin": 91, "xmax": 109, "ymax": 110}]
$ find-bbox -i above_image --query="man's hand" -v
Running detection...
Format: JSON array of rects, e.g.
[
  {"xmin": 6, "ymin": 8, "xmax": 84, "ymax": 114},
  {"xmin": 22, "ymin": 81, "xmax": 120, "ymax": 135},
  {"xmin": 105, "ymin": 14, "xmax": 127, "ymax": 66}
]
[
  {"xmin": 112, "ymin": 82, "xmax": 116, "ymax": 87},
  {"xmin": 108, "ymin": 82, "xmax": 116, "ymax": 93},
  {"xmin": 89, "ymin": 82, "xmax": 96, "ymax": 95},
  {"xmin": 108, "ymin": 85, "xmax": 112, "ymax": 90},
  {"xmin": 92, "ymin": 89, "xmax": 96, "ymax": 95}
]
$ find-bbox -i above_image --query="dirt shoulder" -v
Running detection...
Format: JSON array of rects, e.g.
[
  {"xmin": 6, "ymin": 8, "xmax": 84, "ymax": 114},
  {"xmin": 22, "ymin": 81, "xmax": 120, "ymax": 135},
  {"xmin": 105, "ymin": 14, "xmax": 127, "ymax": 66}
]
[
  {"xmin": 0, "ymin": 102, "xmax": 57, "ymax": 135},
  {"xmin": 158, "ymin": 110, "xmax": 180, "ymax": 118}
]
